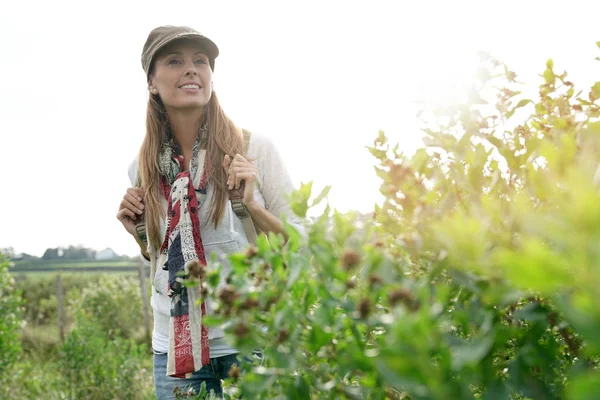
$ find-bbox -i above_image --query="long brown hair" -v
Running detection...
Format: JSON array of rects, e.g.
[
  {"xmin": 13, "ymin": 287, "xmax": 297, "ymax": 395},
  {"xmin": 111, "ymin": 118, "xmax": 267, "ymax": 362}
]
[{"xmin": 138, "ymin": 91, "xmax": 243, "ymax": 249}]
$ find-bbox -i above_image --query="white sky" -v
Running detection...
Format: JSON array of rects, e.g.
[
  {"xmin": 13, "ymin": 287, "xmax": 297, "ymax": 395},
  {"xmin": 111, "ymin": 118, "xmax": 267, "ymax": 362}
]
[{"xmin": 1, "ymin": 0, "xmax": 598, "ymax": 257}]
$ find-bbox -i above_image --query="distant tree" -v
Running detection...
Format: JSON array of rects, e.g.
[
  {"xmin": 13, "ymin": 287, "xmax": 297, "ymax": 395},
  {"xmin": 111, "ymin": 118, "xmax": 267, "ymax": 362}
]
[
  {"xmin": 41, "ymin": 246, "xmax": 97, "ymax": 261},
  {"xmin": 42, "ymin": 248, "xmax": 59, "ymax": 260}
]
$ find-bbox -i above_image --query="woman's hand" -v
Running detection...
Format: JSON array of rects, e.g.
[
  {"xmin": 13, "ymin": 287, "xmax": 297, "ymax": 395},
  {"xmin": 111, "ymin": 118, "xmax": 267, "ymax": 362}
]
[
  {"xmin": 116, "ymin": 187, "xmax": 146, "ymax": 237},
  {"xmin": 223, "ymin": 154, "xmax": 258, "ymax": 205}
]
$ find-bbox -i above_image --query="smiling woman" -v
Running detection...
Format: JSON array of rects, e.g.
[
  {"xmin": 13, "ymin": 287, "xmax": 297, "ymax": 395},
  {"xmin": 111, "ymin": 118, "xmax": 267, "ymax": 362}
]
[{"xmin": 115, "ymin": 25, "xmax": 307, "ymax": 400}]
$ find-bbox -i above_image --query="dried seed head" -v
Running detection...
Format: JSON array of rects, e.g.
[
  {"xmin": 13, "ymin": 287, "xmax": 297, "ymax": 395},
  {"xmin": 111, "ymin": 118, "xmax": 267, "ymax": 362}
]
[
  {"xmin": 389, "ymin": 288, "xmax": 411, "ymax": 306},
  {"xmin": 241, "ymin": 297, "xmax": 259, "ymax": 310},
  {"xmin": 345, "ymin": 279, "xmax": 357, "ymax": 289},
  {"xmin": 200, "ymin": 283, "xmax": 209, "ymax": 299},
  {"xmin": 341, "ymin": 249, "xmax": 361, "ymax": 270},
  {"xmin": 277, "ymin": 329, "xmax": 289, "ymax": 344},
  {"xmin": 232, "ymin": 323, "xmax": 249, "ymax": 338},
  {"xmin": 228, "ymin": 364, "xmax": 241, "ymax": 380},
  {"xmin": 388, "ymin": 288, "xmax": 419, "ymax": 311},
  {"xmin": 245, "ymin": 245, "xmax": 259, "ymax": 258},
  {"xmin": 185, "ymin": 260, "xmax": 206, "ymax": 280},
  {"xmin": 217, "ymin": 285, "xmax": 239, "ymax": 306},
  {"xmin": 358, "ymin": 298, "xmax": 371, "ymax": 319},
  {"xmin": 368, "ymin": 274, "xmax": 383, "ymax": 287},
  {"xmin": 263, "ymin": 294, "xmax": 279, "ymax": 311},
  {"xmin": 262, "ymin": 262, "xmax": 272, "ymax": 272}
]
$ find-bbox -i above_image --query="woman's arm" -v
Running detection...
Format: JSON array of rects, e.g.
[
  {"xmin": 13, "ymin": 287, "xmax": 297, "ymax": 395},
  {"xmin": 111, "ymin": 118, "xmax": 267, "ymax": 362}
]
[
  {"xmin": 244, "ymin": 199, "xmax": 287, "ymax": 239},
  {"xmin": 224, "ymin": 133, "xmax": 307, "ymax": 241}
]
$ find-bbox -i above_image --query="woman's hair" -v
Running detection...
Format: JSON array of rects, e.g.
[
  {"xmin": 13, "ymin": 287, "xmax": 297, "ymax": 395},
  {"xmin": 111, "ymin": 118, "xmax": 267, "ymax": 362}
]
[{"xmin": 138, "ymin": 91, "xmax": 244, "ymax": 249}]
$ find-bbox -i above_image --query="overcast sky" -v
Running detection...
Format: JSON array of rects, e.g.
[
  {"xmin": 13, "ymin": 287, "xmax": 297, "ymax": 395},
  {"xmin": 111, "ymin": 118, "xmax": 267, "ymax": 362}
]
[{"xmin": 1, "ymin": 0, "xmax": 598, "ymax": 257}]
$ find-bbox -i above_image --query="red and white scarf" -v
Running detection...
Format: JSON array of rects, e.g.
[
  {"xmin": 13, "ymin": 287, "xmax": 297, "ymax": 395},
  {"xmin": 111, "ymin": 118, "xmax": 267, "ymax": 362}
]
[{"xmin": 158, "ymin": 131, "xmax": 211, "ymax": 378}]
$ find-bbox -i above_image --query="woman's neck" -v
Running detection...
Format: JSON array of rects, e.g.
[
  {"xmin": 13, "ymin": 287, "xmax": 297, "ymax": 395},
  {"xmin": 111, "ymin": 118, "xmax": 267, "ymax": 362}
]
[{"xmin": 167, "ymin": 107, "xmax": 205, "ymax": 151}]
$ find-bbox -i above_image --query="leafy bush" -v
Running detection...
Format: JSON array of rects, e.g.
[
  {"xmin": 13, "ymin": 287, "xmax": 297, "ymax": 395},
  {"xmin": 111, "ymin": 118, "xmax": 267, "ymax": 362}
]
[
  {"xmin": 75, "ymin": 274, "xmax": 144, "ymax": 340},
  {"xmin": 1, "ymin": 271, "xmax": 153, "ymax": 399},
  {"xmin": 198, "ymin": 45, "xmax": 600, "ymax": 399},
  {"xmin": 0, "ymin": 355, "xmax": 67, "ymax": 399},
  {"xmin": 16, "ymin": 273, "xmax": 97, "ymax": 326},
  {"xmin": 0, "ymin": 252, "xmax": 24, "ymax": 376},
  {"xmin": 59, "ymin": 314, "xmax": 153, "ymax": 400}
]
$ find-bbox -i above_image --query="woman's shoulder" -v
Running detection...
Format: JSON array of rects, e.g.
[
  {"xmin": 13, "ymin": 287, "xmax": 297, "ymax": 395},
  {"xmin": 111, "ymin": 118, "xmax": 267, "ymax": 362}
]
[
  {"xmin": 127, "ymin": 157, "xmax": 139, "ymax": 186},
  {"xmin": 245, "ymin": 130, "xmax": 278, "ymax": 157}
]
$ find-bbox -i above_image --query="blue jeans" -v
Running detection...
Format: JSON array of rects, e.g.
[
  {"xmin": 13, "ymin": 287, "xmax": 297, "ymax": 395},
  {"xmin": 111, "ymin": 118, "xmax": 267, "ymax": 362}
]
[{"xmin": 153, "ymin": 352, "xmax": 240, "ymax": 400}]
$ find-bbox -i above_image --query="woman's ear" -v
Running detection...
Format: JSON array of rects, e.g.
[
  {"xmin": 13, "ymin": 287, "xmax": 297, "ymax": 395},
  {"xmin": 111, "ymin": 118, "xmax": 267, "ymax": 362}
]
[{"xmin": 148, "ymin": 78, "xmax": 158, "ymax": 94}]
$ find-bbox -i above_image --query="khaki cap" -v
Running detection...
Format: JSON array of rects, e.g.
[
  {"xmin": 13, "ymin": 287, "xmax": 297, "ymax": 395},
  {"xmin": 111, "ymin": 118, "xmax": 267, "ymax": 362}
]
[{"xmin": 141, "ymin": 25, "xmax": 219, "ymax": 78}]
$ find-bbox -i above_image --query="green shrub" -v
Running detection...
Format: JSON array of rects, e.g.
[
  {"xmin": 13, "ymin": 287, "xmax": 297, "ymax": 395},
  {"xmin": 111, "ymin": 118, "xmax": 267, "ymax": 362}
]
[
  {"xmin": 16, "ymin": 273, "xmax": 97, "ymax": 326},
  {"xmin": 0, "ymin": 252, "xmax": 24, "ymax": 376},
  {"xmin": 75, "ymin": 274, "xmax": 144, "ymax": 340},
  {"xmin": 60, "ymin": 314, "xmax": 153, "ymax": 400},
  {"xmin": 197, "ymin": 45, "xmax": 600, "ymax": 399},
  {"xmin": 0, "ymin": 355, "xmax": 66, "ymax": 399}
]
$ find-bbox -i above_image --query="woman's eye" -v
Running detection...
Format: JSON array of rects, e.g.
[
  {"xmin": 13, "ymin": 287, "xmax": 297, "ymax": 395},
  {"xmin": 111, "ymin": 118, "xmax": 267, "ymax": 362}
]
[
  {"xmin": 195, "ymin": 59, "xmax": 207, "ymax": 65},
  {"xmin": 168, "ymin": 59, "xmax": 181, "ymax": 65}
]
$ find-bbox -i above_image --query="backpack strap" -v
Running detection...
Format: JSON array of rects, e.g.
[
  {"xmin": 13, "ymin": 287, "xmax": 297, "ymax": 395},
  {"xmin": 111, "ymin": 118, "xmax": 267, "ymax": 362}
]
[
  {"xmin": 229, "ymin": 129, "xmax": 259, "ymax": 245},
  {"xmin": 134, "ymin": 171, "xmax": 148, "ymax": 246}
]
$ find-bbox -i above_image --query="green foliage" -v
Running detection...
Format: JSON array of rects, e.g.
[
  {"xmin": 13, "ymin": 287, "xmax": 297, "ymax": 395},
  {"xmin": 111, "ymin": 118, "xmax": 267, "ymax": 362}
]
[
  {"xmin": 16, "ymin": 273, "xmax": 95, "ymax": 326},
  {"xmin": 0, "ymin": 252, "xmax": 24, "ymax": 376},
  {"xmin": 0, "ymin": 356, "xmax": 67, "ymax": 399},
  {"xmin": 75, "ymin": 274, "xmax": 144, "ymax": 339},
  {"xmin": 59, "ymin": 314, "xmax": 153, "ymax": 400},
  {"xmin": 196, "ymin": 46, "xmax": 600, "ymax": 399},
  {"xmin": 2, "ymin": 271, "xmax": 154, "ymax": 399}
]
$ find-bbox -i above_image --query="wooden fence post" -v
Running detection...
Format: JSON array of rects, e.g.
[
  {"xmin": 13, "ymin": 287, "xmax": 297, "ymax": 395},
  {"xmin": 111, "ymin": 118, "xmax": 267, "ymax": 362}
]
[
  {"xmin": 137, "ymin": 258, "xmax": 151, "ymax": 343},
  {"xmin": 56, "ymin": 274, "xmax": 65, "ymax": 342}
]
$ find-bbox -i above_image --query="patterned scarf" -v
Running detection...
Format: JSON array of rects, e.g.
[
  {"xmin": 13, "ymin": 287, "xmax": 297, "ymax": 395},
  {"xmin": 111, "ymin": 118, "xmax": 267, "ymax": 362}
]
[{"xmin": 158, "ymin": 127, "xmax": 211, "ymax": 378}]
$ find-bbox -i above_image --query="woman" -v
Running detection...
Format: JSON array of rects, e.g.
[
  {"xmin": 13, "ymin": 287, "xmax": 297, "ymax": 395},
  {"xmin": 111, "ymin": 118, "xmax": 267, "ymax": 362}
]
[{"xmin": 116, "ymin": 25, "xmax": 305, "ymax": 399}]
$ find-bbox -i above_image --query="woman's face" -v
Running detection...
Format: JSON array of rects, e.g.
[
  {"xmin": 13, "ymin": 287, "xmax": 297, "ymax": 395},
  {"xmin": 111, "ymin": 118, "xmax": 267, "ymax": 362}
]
[{"xmin": 149, "ymin": 41, "xmax": 213, "ymax": 111}]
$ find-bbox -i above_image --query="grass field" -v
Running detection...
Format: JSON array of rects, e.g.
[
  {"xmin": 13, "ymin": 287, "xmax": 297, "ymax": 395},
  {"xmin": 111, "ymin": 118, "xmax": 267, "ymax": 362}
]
[{"xmin": 11, "ymin": 258, "xmax": 142, "ymax": 274}]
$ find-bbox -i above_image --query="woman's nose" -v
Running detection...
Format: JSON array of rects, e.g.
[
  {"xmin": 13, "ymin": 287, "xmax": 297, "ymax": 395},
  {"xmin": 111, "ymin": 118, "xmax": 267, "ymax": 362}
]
[{"xmin": 184, "ymin": 63, "xmax": 198, "ymax": 76}]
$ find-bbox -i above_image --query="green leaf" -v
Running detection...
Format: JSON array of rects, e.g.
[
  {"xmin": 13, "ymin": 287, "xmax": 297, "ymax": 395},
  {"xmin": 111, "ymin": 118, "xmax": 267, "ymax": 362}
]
[
  {"xmin": 493, "ymin": 238, "xmax": 570, "ymax": 293},
  {"xmin": 289, "ymin": 182, "xmax": 313, "ymax": 217},
  {"xmin": 256, "ymin": 233, "xmax": 270, "ymax": 256},
  {"xmin": 567, "ymin": 372, "xmax": 600, "ymax": 400},
  {"xmin": 311, "ymin": 185, "xmax": 331, "ymax": 207},
  {"xmin": 513, "ymin": 302, "xmax": 549, "ymax": 323},
  {"xmin": 288, "ymin": 376, "xmax": 311, "ymax": 400},
  {"xmin": 451, "ymin": 334, "xmax": 495, "ymax": 369},
  {"xmin": 207, "ymin": 269, "xmax": 221, "ymax": 289},
  {"xmin": 535, "ymin": 103, "xmax": 546, "ymax": 115},
  {"xmin": 367, "ymin": 145, "xmax": 388, "ymax": 161},
  {"xmin": 286, "ymin": 254, "xmax": 304, "ymax": 289},
  {"xmin": 376, "ymin": 130, "xmax": 388, "ymax": 146},
  {"xmin": 202, "ymin": 315, "xmax": 224, "ymax": 327},
  {"xmin": 483, "ymin": 381, "xmax": 510, "ymax": 400},
  {"xmin": 515, "ymin": 99, "xmax": 532, "ymax": 109},
  {"xmin": 543, "ymin": 68, "xmax": 556, "ymax": 85},
  {"xmin": 374, "ymin": 355, "xmax": 430, "ymax": 397},
  {"xmin": 592, "ymin": 82, "xmax": 600, "ymax": 98}
]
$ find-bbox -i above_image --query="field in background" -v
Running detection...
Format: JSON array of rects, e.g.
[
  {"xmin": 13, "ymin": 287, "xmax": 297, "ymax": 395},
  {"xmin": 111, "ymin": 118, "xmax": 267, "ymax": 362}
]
[{"xmin": 11, "ymin": 258, "xmax": 144, "ymax": 275}]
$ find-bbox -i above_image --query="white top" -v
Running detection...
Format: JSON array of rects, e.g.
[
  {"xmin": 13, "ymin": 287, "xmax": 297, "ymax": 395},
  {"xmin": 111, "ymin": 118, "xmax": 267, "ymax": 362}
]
[{"xmin": 128, "ymin": 131, "xmax": 306, "ymax": 356}]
